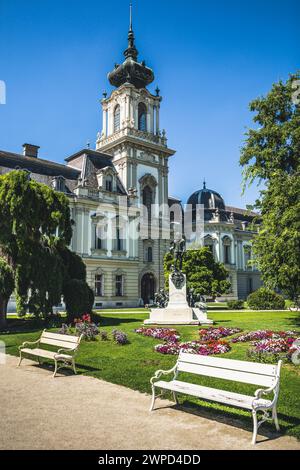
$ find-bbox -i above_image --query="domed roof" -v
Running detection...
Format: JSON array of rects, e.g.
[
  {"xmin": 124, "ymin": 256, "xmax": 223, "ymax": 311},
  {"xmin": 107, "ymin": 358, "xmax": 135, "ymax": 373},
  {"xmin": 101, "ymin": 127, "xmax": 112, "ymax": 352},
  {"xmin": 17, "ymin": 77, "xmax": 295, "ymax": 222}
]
[
  {"xmin": 108, "ymin": 8, "xmax": 154, "ymax": 90},
  {"xmin": 187, "ymin": 181, "xmax": 225, "ymax": 210}
]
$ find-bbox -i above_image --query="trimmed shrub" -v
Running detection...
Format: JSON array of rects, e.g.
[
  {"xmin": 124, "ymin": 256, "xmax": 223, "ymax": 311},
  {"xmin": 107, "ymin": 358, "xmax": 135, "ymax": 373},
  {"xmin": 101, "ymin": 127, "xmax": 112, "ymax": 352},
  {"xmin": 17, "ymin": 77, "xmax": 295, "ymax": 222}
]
[
  {"xmin": 247, "ymin": 288, "xmax": 285, "ymax": 310},
  {"xmin": 63, "ymin": 279, "xmax": 94, "ymax": 321},
  {"xmin": 227, "ymin": 300, "xmax": 244, "ymax": 310}
]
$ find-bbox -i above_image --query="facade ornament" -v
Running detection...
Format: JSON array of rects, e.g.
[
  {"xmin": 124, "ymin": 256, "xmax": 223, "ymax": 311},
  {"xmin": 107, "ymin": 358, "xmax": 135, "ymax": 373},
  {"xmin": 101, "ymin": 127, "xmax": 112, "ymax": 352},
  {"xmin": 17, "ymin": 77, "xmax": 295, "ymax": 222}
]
[{"xmin": 214, "ymin": 208, "xmax": 220, "ymax": 222}]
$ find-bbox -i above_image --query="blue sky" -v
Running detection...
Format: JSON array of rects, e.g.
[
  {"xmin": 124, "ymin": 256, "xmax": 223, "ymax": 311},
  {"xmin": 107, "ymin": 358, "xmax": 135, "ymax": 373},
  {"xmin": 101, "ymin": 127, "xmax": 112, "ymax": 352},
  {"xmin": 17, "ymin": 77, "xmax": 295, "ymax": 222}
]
[{"xmin": 0, "ymin": 0, "xmax": 299, "ymax": 207}]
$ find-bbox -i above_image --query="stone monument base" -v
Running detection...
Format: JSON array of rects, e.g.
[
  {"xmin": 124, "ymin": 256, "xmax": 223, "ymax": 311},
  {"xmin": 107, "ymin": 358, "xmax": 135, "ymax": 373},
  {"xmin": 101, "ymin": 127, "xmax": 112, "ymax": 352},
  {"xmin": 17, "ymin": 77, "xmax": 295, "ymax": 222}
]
[
  {"xmin": 144, "ymin": 306, "xmax": 213, "ymax": 325},
  {"xmin": 144, "ymin": 273, "xmax": 213, "ymax": 325}
]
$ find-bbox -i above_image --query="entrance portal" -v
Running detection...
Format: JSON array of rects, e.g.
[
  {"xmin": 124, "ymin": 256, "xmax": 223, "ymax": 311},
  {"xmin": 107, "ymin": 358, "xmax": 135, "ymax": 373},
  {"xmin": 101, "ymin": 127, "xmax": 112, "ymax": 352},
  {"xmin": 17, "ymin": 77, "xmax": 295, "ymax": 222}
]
[{"xmin": 141, "ymin": 273, "xmax": 155, "ymax": 305}]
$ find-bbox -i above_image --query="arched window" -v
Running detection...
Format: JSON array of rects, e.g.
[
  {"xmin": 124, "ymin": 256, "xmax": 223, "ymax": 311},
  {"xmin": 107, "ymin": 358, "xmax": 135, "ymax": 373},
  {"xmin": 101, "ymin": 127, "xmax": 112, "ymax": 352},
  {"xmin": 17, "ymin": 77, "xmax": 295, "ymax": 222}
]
[
  {"xmin": 223, "ymin": 236, "xmax": 231, "ymax": 264},
  {"xmin": 204, "ymin": 235, "xmax": 214, "ymax": 255},
  {"xmin": 114, "ymin": 105, "xmax": 120, "ymax": 132},
  {"xmin": 138, "ymin": 102, "xmax": 147, "ymax": 131},
  {"xmin": 143, "ymin": 185, "xmax": 153, "ymax": 219}
]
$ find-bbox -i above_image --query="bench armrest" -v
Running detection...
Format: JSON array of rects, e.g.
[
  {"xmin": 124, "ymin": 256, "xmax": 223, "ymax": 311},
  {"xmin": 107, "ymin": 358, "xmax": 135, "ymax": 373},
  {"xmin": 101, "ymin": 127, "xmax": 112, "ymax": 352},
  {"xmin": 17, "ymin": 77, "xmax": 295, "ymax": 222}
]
[
  {"xmin": 254, "ymin": 385, "xmax": 275, "ymax": 399},
  {"xmin": 56, "ymin": 347, "xmax": 76, "ymax": 355},
  {"xmin": 150, "ymin": 365, "xmax": 177, "ymax": 385},
  {"xmin": 253, "ymin": 359, "xmax": 282, "ymax": 407},
  {"xmin": 19, "ymin": 340, "xmax": 40, "ymax": 351}
]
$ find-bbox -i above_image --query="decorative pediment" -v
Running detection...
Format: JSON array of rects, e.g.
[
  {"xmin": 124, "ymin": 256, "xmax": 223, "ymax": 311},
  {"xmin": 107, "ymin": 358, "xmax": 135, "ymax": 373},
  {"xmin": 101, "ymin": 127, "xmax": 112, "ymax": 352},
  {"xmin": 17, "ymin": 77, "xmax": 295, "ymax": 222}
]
[{"xmin": 139, "ymin": 173, "xmax": 157, "ymax": 189}]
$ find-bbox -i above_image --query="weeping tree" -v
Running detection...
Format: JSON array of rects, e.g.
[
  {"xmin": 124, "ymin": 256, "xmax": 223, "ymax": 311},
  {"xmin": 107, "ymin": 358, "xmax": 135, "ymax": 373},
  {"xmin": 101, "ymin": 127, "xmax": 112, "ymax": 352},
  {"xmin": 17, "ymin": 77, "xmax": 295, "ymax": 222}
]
[
  {"xmin": 0, "ymin": 170, "xmax": 93, "ymax": 325},
  {"xmin": 0, "ymin": 258, "xmax": 14, "ymax": 328}
]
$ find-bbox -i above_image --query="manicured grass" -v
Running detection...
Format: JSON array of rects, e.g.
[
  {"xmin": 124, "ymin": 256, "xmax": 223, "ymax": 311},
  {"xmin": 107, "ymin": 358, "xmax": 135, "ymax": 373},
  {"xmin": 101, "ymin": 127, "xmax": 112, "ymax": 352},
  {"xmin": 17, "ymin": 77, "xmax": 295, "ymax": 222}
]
[{"xmin": 1, "ymin": 310, "xmax": 300, "ymax": 439}]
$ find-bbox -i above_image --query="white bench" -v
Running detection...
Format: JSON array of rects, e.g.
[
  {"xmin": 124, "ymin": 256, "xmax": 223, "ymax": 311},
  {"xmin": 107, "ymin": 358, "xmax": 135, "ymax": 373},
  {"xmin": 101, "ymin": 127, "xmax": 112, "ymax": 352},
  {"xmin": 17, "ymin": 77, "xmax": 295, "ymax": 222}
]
[
  {"xmin": 18, "ymin": 329, "xmax": 83, "ymax": 377},
  {"xmin": 150, "ymin": 352, "xmax": 282, "ymax": 444}
]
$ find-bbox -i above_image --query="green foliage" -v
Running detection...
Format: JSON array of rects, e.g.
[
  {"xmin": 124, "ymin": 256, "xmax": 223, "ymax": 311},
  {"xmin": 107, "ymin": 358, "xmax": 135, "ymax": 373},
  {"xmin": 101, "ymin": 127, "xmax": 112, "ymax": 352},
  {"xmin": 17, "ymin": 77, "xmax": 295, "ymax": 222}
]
[
  {"xmin": 247, "ymin": 288, "xmax": 285, "ymax": 310},
  {"xmin": 240, "ymin": 73, "xmax": 300, "ymax": 303},
  {"xmin": 0, "ymin": 170, "xmax": 77, "ymax": 320},
  {"xmin": 0, "ymin": 258, "xmax": 14, "ymax": 299},
  {"xmin": 0, "ymin": 257, "xmax": 14, "ymax": 326},
  {"xmin": 240, "ymin": 72, "xmax": 300, "ymax": 183},
  {"xmin": 227, "ymin": 300, "xmax": 244, "ymax": 310},
  {"xmin": 63, "ymin": 279, "xmax": 94, "ymax": 322},
  {"xmin": 58, "ymin": 247, "xmax": 86, "ymax": 281},
  {"xmin": 164, "ymin": 247, "xmax": 230, "ymax": 298}
]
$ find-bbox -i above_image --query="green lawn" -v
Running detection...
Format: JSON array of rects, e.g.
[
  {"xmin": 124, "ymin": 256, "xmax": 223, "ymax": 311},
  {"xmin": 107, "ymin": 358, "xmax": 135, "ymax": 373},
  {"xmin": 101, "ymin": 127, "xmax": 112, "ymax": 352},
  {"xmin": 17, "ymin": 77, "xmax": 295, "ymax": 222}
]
[{"xmin": 1, "ymin": 310, "xmax": 300, "ymax": 439}]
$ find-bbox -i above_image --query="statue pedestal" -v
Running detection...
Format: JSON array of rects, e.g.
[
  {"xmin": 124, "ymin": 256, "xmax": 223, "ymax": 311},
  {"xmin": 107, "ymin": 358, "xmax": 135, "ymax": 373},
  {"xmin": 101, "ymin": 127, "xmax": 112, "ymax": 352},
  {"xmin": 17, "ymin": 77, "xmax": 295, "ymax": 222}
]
[{"xmin": 144, "ymin": 273, "xmax": 213, "ymax": 325}]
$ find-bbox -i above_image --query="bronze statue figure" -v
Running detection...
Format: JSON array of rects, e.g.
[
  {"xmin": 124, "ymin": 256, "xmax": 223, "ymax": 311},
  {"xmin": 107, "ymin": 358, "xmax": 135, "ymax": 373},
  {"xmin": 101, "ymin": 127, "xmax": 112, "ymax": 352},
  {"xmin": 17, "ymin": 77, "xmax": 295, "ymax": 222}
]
[{"xmin": 170, "ymin": 236, "xmax": 186, "ymax": 272}]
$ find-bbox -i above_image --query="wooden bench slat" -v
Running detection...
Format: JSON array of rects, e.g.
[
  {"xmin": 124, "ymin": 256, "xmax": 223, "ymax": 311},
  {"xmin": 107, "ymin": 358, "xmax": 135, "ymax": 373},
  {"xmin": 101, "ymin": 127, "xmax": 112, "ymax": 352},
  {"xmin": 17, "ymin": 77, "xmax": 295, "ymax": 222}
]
[
  {"xmin": 179, "ymin": 352, "xmax": 277, "ymax": 376},
  {"xmin": 177, "ymin": 361, "xmax": 276, "ymax": 387},
  {"xmin": 39, "ymin": 338, "xmax": 77, "ymax": 349},
  {"xmin": 41, "ymin": 332, "xmax": 79, "ymax": 344},
  {"xmin": 154, "ymin": 380, "xmax": 272, "ymax": 410}
]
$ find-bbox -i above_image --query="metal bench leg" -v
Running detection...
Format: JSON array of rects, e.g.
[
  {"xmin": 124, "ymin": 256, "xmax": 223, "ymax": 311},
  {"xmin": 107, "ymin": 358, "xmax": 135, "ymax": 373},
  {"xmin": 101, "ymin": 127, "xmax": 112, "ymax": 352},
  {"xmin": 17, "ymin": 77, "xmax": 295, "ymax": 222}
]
[
  {"xmin": 18, "ymin": 352, "xmax": 23, "ymax": 367},
  {"xmin": 272, "ymin": 406, "xmax": 280, "ymax": 431},
  {"xmin": 251, "ymin": 410, "xmax": 258, "ymax": 445},
  {"xmin": 150, "ymin": 385, "xmax": 156, "ymax": 412},
  {"xmin": 173, "ymin": 392, "xmax": 178, "ymax": 405},
  {"xmin": 53, "ymin": 360, "xmax": 58, "ymax": 378}
]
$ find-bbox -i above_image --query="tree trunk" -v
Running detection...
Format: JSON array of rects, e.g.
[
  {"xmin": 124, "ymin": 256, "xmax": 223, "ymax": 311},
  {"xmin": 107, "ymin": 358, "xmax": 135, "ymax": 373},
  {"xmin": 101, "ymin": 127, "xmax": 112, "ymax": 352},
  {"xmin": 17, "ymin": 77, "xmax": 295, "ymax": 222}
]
[{"xmin": 0, "ymin": 296, "xmax": 8, "ymax": 330}]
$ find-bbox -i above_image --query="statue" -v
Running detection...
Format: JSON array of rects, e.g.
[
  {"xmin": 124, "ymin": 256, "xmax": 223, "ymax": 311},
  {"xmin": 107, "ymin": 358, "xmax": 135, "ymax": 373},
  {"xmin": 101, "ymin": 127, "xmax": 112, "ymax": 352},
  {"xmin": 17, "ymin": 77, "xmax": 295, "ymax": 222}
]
[
  {"xmin": 170, "ymin": 236, "xmax": 186, "ymax": 272},
  {"xmin": 169, "ymin": 236, "xmax": 186, "ymax": 289},
  {"xmin": 154, "ymin": 289, "xmax": 169, "ymax": 308}
]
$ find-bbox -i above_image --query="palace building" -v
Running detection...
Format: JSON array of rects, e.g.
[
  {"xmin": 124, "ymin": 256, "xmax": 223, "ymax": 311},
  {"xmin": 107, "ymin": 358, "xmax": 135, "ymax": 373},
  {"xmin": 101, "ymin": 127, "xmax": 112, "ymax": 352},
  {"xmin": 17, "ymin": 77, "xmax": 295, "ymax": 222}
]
[{"xmin": 0, "ymin": 12, "xmax": 261, "ymax": 308}]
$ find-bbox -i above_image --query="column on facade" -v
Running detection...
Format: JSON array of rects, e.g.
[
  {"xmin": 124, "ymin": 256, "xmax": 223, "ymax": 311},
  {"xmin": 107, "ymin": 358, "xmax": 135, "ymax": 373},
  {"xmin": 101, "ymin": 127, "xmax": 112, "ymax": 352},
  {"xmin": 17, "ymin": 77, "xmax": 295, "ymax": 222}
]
[
  {"xmin": 102, "ymin": 108, "xmax": 107, "ymax": 137},
  {"xmin": 147, "ymin": 104, "xmax": 153, "ymax": 132},
  {"xmin": 127, "ymin": 161, "xmax": 132, "ymax": 188},
  {"xmin": 108, "ymin": 104, "xmax": 113, "ymax": 136},
  {"xmin": 126, "ymin": 94, "xmax": 130, "ymax": 124},
  {"xmin": 156, "ymin": 105, "xmax": 160, "ymax": 135},
  {"xmin": 231, "ymin": 237, "xmax": 235, "ymax": 265}
]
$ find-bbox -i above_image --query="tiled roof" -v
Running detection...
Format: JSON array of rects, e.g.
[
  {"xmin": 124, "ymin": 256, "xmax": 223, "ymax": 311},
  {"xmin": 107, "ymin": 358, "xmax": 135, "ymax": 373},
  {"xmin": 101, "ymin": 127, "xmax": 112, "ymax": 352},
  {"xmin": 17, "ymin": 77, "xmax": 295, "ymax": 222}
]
[{"xmin": 0, "ymin": 150, "xmax": 80, "ymax": 180}]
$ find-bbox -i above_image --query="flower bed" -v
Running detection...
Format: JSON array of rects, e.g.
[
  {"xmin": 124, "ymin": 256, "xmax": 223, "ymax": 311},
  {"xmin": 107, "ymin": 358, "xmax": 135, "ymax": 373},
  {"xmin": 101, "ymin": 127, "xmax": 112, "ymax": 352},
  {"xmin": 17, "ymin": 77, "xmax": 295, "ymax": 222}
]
[
  {"xmin": 112, "ymin": 329, "xmax": 128, "ymax": 345},
  {"xmin": 155, "ymin": 339, "xmax": 231, "ymax": 356},
  {"xmin": 199, "ymin": 327, "xmax": 242, "ymax": 341},
  {"xmin": 232, "ymin": 329, "xmax": 297, "ymax": 343},
  {"xmin": 247, "ymin": 336, "xmax": 297, "ymax": 362},
  {"xmin": 135, "ymin": 327, "xmax": 180, "ymax": 343}
]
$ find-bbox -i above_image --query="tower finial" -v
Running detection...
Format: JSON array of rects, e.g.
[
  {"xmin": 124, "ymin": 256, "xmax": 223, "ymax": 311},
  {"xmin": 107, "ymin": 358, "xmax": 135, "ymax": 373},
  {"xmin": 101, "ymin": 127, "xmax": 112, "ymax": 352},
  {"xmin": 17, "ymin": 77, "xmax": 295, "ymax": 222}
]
[
  {"xmin": 203, "ymin": 179, "xmax": 206, "ymax": 189},
  {"xmin": 129, "ymin": 2, "xmax": 133, "ymax": 32}
]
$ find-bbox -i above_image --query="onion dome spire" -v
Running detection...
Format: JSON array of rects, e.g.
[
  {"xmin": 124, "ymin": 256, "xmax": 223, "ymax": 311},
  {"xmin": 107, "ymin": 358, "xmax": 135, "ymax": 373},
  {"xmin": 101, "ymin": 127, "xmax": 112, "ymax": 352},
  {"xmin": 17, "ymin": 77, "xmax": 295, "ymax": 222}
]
[
  {"xmin": 107, "ymin": 3, "xmax": 154, "ymax": 90},
  {"xmin": 124, "ymin": 3, "xmax": 138, "ymax": 61}
]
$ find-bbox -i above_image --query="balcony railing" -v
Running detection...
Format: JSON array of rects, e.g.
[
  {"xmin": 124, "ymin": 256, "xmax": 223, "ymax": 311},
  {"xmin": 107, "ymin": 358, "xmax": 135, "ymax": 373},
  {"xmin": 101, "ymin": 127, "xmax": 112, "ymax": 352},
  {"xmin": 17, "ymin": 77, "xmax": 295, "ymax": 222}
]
[{"xmin": 96, "ymin": 126, "xmax": 167, "ymax": 149}]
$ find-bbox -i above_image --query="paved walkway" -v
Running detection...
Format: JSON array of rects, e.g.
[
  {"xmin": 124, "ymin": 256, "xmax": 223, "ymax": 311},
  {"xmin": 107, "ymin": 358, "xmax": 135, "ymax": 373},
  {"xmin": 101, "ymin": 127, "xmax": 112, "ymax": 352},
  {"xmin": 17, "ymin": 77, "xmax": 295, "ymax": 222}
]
[{"xmin": 0, "ymin": 355, "xmax": 299, "ymax": 450}]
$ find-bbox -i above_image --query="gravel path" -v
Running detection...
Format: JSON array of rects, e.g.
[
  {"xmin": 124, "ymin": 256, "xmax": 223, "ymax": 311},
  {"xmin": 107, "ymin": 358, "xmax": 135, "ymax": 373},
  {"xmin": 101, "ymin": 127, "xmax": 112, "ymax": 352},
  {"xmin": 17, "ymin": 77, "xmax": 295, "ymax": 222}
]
[{"xmin": 0, "ymin": 355, "xmax": 299, "ymax": 450}]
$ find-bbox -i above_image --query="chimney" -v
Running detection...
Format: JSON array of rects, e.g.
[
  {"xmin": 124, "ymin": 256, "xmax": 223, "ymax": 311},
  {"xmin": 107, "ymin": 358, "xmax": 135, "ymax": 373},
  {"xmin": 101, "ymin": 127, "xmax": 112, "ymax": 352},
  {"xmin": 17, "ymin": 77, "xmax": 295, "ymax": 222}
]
[{"xmin": 22, "ymin": 143, "xmax": 40, "ymax": 158}]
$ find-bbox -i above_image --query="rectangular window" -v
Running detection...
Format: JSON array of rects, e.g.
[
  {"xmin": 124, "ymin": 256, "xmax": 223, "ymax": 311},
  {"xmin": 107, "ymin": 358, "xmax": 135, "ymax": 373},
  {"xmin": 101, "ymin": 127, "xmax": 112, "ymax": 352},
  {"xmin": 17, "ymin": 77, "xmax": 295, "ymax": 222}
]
[
  {"xmin": 95, "ymin": 274, "xmax": 103, "ymax": 296},
  {"xmin": 116, "ymin": 228, "xmax": 123, "ymax": 251},
  {"xmin": 115, "ymin": 275, "xmax": 123, "ymax": 297},
  {"xmin": 106, "ymin": 179, "xmax": 112, "ymax": 192},
  {"xmin": 224, "ymin": 245, "xmax": 230, "ymax": 264},
  {"xmin": 94, "ymin": 226, "xmax": 102, "ymax": 250}
]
